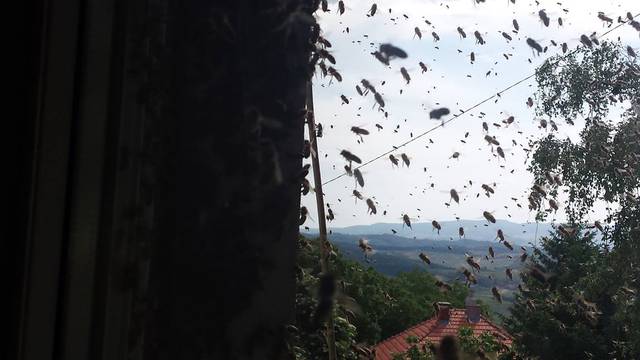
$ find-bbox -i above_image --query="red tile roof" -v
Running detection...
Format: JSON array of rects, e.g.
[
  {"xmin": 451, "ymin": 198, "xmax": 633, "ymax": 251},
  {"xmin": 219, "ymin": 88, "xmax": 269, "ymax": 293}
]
[{"xmin": 374, "ymin": 308, "xmax": 513, "ymax": 360}]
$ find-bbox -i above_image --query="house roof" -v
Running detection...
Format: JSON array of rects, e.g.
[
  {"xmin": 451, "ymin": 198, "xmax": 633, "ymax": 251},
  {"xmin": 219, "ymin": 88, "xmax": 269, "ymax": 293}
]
[{"xmin": 374, "ymin": 308, "xmax": 513, "ymax": 360}]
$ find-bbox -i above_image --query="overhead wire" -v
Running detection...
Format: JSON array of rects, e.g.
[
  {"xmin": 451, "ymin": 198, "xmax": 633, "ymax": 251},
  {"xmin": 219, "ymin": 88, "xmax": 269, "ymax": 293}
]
[{"xmin": 321, "ymin": 12, "xmax": 640, "ymax": 187}]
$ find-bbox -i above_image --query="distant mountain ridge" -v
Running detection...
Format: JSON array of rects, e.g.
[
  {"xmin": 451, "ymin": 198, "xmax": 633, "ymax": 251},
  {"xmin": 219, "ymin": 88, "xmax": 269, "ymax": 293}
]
[{"xmin": 304, "ymin": 219, "xmax": 553, "ymax": 246}]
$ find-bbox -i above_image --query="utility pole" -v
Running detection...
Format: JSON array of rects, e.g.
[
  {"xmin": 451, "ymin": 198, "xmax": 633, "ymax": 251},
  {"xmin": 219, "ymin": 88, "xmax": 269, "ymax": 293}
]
[{"xmin": 305, "ymin": 80, "xmax": 337, "ymax": 360}]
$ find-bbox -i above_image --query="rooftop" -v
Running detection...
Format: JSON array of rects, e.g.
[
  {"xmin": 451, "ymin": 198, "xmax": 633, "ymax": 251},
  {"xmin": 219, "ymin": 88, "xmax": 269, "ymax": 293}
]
[{"xmin": 374, "ymin": 303, "xmax": 513, "ymax": 360}]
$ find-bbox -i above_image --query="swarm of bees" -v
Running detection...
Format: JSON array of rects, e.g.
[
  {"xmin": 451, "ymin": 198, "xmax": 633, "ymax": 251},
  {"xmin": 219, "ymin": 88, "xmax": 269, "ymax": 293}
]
[{"xmin": 303, "ymin": 0, "xmax": 640, "ymax": 315}]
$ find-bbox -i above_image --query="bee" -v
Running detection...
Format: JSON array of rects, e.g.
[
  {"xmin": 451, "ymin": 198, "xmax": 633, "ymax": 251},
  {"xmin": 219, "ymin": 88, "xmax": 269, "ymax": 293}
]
[
  {"xmin": 474, "ymin": 30, "xmax": 485, "ymax": 45},
  {"xmin": 419, "ymin": 252, "xmax": 431, "ymax": 265},
  {"xmin": 496, "ymin": 146, "xmax": 505, "ymax": 159},
  {"xmin": 358, "ymin": 238, "xmax": 373, "ymax": 253},
  {"xmin": 389, "ymin": 154, "xmax": 399, "ymax": 167},
  {"xmin": 538, "ymin": 9, "xmax": 550, "ymax": 27},
  {"xmin": 457, "ymin": 27, "xmax": 467, "ymax": 38},
  {"xmin": 435, "ymin": 280, "xmax": 452, "ymax": 291},
  {"xmin": 513, "ymin": 19, "xmax": 519, "ymax": 31},
  {"xmin": 488, "ymin": 246, "xmax": 495, "ymax": 258},
  {"xmin": 459, "ymin": 227, "xmax": 465, "ymax": 238},
  {"xmin": 484, "ymin": 134, "xmax": 500, "ymax": 146},
  {"xmin": 316, "ymin": 123, "xmax": 323, "ymax": 137},
  {"xmin": 526, "ymin": 38, "xmax": 543, "ymax": 54},
  {"xmin": 628, "ymin": 46, "xmax": 636, "ymax": 58},
  {"xmin": 527, "ymin": 97, "xmax": 534, "ymax": 107},
  {"xmin": 466, "ymin": 255, "xmax": 481, "ymax": 272},
  {"xmin": 549, "ymin": 199, "xmax": 559, "ymax": 211},
  {"xmin": 580, "ymin": 34, "xmax": 593, "ymax": 48},
  {"xmin": 419, "ymin": 62, "xmax": 428, "ymax": 73},
  {"xmin": 432, "ymin": 31, "xmax": 440, "ymax": 42},
  {"xmin": 401, "ymin": 153, "xmax": 410, "ymax": 167},
  {"xmin": 338, "ymin": 0, "xmax": 345, "ymax": 15},
  {"xmin": 414, "ymin": 27, "xmax": 422, "ymax": 39},
  {"xmin": 597, "ymin": 12, "xmax": 613, "ymax": 24},
  {"xmin": 368, "ymin": 3, "xmax": 377, "ymax": 17},
  {"xmin": 450, "ymin": 151, "xmax": 461, "ymax": 159},
  {"xmin": 341, "ymin": 150, "xmax": 362, "ymax": 164},
  {"xmin": 340, "ymin": 94, "xmax": 349, "ymax": 104},
  {"xmin": 344, "ymin": 164, "xmax": 353, "ymax": 177},
  {"xmin": 354, "ymin": 168, "xmax": 364, "ymax": 187},
  {"xmin": 301, "ymin": 178, "xmax": 311, "ymax": 195},
  {"xmin": 449, "ymin": 189, "xmax": 460, "ymax": 204},
  {"xmin": 470, "ymin": 52, "xmax": 475, "ymax": 64},
  {"xmin": 492, "ymin": 287, "xmax": 502, "ymax": 303},
  {"xmin": 366, "ymin": 198, "xmax": 377, "ymax": 214},
  {"xmin": 432, "ymin": 220, "xmax": 442, "ymax": 234},
  {"xmin": 327, "ymin": 66, "xmax": 342, "ymax": 82},
  {"xmin": 352, "ymin": 189, "xmax": 364, "ymax": 201},
  {"xmin": 496, "ymin": 229, "xmax": 505, "ymax": 241},
  {"xmin": 482, "ymin": 122, "xmax": 489, "ymax": 132},
  {"xmin": 462, "ymin": 268, "xmax": 477, "ymax": 284},
  {"xmin": 361, "ymin": 79, "xmax": 376, "ymax": 94},
  {"xmin": 520, "ymin": 252, "xmax": 528, "ymax": 262},
  {"xmin": 320, "ymin": 0, "xmax": 329, "ymax": 12},
  {"xmin": 350, "ymin": 126, "xmax": 369, "ymax": 136},
  {"xmin": 533, "ymin": 184, "xmax": 547, "ymax": 197},
  {"xmin": 400, "ymin": 67, "xmax": 411, "ymax": 84},
  {"xmin": 594, "ymin": 220, "xmax": 604, "ymax": 232},
  {"xmin": 326, "ymin": 208, "xmax": 334, "ymax": 221},
  {"xmin": 483, "ymin": 211, "xmax": 496, "ymax": 223},
  {"xmin": 503, "ymin": 240, "xmax": 513, "ymax": 251},
  {"xmin": 374, "ymin": 92, "xmax": 385, "ymax": 108},
  {"xmin": 562, "ymin": 42, "xmax": 568, "ymax": 53},
  {"xmin": 558, "ymin": 17, "xmax": 563, "ymax": 26},
  {"xmin": 379, "ymin": 43, "xmax": 408, "ymax": 60},
  {"xmin": 429, "ymin": 107, "xmax": 450, "ymax": 120},
  {"xmin": 299, "ymin": 206, "xmax": 308, "ymax": 225},
  {"xmin": 505, "ymin": 268, "xmax": 513, "ymax": 280},
  {"xmin": 403, "ymin": 214, "xmax": 412, "ymax": 229},
  {"xmin": 355, "ymin": 85, "xmax": 363, "ymax": 96},
  {"xmin": 501, "ymin": 32, "xmax": 512, "ymax": 41}
]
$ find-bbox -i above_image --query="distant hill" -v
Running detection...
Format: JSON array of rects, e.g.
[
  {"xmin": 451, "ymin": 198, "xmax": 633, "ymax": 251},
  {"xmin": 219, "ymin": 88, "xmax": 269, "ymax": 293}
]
[
  {"xmin": 320, "ymin": 232, "xmax": 534, "ymax": 317},
  {"xmin": 304, "ymin": 219, "xmax": 553, "ymax": 246}
]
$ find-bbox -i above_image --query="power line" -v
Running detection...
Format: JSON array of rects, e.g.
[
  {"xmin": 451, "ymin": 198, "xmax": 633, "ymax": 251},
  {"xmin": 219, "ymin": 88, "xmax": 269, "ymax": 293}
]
[{"xmin": 322, "ymin": 12, "xmax": 640, "ymax": 187}]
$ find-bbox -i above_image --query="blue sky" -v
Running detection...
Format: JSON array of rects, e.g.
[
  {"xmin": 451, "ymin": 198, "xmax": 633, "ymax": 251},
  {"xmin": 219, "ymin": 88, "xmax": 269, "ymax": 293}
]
[{"xmin": 302, "ymin": 0, "xmax": 640, "ymax": 227}]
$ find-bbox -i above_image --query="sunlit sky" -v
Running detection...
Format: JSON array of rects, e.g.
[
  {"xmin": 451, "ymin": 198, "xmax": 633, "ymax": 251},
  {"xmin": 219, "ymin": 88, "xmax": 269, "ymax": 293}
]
[{"xmin": 301, "ymin": 0, "xmax": 640, "ymax": 228}]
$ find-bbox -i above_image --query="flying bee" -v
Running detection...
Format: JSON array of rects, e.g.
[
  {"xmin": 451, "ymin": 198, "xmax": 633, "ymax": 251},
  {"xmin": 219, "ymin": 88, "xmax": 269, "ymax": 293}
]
[
  {"xmin": 520, "ymin": 252, "xmax": 528, "ymax": 262},
  {"xmin": 353, "ymin": 168, "xmax": 364, "ymax": 187},
  {"xmin": 400, "ymin": 67, "xmax": 411, "ymax": 84},
  {"xmin": 429, "ymin": 107, "xmax": 450, "ymax": 120},
  {"xmin": 457, "ymin": 27, "xmax": 467, "ymax": 38},
  {"xmin": 496, "ymin": 146, "xmax": 505, "ymax": 159},
  {"xmin": 513, "ymin": 19, "xmax": 519, "ymax": 31},
  {"xmin": 470, "ymin": 52, "xmax": 475, "ymax": 64},
  {"xmin": 402, "ymin": 214, "xmax": 412, "ymax": 229},
  {"xmin": 435, "ymin": 280, "xmax": 452, "ymax": 291},
  {"xmin": 338, "ymin": 0, "xmax": 345, "ymax": 15},
  {"xmin": 432, "ymin": 220, "xmax": 442, "ymax": 234},
  {"xmin": 558, "ymin": 17, "xmax": 563, "ymax": 26},
  {"xmin": 344, "ymin": 164, "xmax": 353, "ymax": 177},
  {"xmin": 419, "ymin": 252, "xmax": 431, "ymax": 265},
  {"xmin": 301, "ymin": 178, "xmax": 311, "ymax": 195},
  {"xmin": 482, "ymin": 122, "xmax": 489, "ymax": 132},
  {"xmin": 505, "ymin": 268, "xmax": 513, "ymax": 280},
  {"xmin": 481, "ymin": 184, "xmax": 495, "ymax": 194},
  {"xmin": 628, "ymin": 46, "xmax": 637, "ymax": 58},
  {"xmin": 549, "ymin": 199, "xmax": 559, "ymax": 211},
  {"xmin": 492, "ymin": 287, "xmax": 502, "ymax": 303},
  {"xmin": 483, "ymin": 211, "xmax": 496, "ymax": 223},
  {"xmin": 340, "ymin": 94, "xmax": 349, "ymax": 104},
  {"xmin": 361, "ymin": 79, "xmax": 376, "ymax": 94},
  {"xmin": 299, "ymin": 206, "xmax": 308, "ymax": 225},
  {"xmin": 462, "ymin": 268, "xmax": 477, "ymax": 285},
  {"xmin": 538, "ymin": 9, "xmax": 550, "ymax": 27},
  {"xmin": 414, "ymin": 27, "xmax": 422, "ymax": 39},
  {"xmin": 580, "ymin": 34, "xmax": 593, "ymax": 48},
  {"xmin": 374, "ymin": 92, "xmax": 385, "ymax": 108},
  {"xmin": 488, "ymin": 246, "xmax": 495, "ymax": 258},
  {"xmin": 527, "ymin": 97, "xmax": 534, "ymax": 107},
  {"xmin": 459, "ymin": 227, "xmax": 465, "ymax": 238},
  {"xmin": 496, "ymin": 229, "xmax": 505, "ymax": 241},
  {"xmin": 432, "ymin": 31, "xmax": 440, "ymax": 42},
  {"xmin": 533, "ymin": 184, "xmax": 547, "ymax": 197},
  {"xmin": 389, "ymin": 154, "xmax": 399, "ymax": 167},
  {"xmin": 400, "ymin": 153, "xmax": 410, "ymax": 167},
  {"xmin": 352, "ymin": 189, "xmax": 364, "ymax": 202},
  {"xmin": 368, "ymin": 3, "xmax": 377, "ymax": 16},
  {"xmin": 466, "ymin": 255, "xmax": 481, "ymax": 272},
  {"xmin": 327, "ymin": 66, "xmax": 342, "ymax": 82},
  {"xmin": 450, "ymin": 189, "xmax": 460, "ymax": 204},
  {"xmin": 419, "ymin": 61, "xmax": 428, "ymax": 73},
  {"xmin": 379, "ymin": 43, "xmax": 408, "ymax": 61},
  {"xmin": 340, "ymin": 150, "xmax": 362, "ymax": 164},
  {"xmin": 597, "ymin": 12, "xmax": 613, "ymax": 24},
  {"xmin": 501, "ymin": 31, "xmax": 512, "ymax": 41},
  {"xmin": 484, "ymin": 134, "xmax": 500, "ymax": 146},
  {"xmin": 450, "ymin": 151, "xmax": 461, "ymax": 159},
  {"xmin": 366, "ymin": 198, "xmax": 377, "ymax": 214},
  {"xmin": 526, "ymin": 38, "xmax": 543, "ymax": 55},
  {"xmin": 503, "ymin": 240, "xmax": 513, "ymax": 251},
  {"xmin": 351, "ymin": 126, "xmax": 369, "ymax": 138},
  {"xmin": 561, "ymin": 42, "xmax": 568, "ymax": 53},
  {"xmin": 474, "ymin": 31, "xmax": 485, "ymax": 45},
  {"xmin": 594, "ymin": 220, "xmax": 604, "ymax": 232}
]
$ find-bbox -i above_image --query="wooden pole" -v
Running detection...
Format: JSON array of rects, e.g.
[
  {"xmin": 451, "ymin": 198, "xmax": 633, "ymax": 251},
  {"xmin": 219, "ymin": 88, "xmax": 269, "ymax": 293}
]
[{"xmin": 305, "ymin": 80, "xmax": 337, "ymax": 360}]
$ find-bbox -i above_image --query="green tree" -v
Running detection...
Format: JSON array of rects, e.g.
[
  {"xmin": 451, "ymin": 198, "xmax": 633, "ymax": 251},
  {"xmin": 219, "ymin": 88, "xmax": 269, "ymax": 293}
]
[{"xmin": 505, "ymin": 42, "xmax": 640, "ymax": 359}]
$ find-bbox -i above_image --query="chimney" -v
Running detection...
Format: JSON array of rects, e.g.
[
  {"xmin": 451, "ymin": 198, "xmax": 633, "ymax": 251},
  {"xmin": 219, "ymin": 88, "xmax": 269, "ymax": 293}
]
[
  {"xmin": 465, "ymin": 297, "xmax": 481, "ymax": 323},
  {"xmin": 435, "ymin": 302, "xmax": 451, "ymax": 322}
]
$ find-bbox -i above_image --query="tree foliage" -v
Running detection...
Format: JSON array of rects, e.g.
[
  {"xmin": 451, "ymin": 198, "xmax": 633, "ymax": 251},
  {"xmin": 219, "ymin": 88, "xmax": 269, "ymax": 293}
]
[
  {"xmin": 506, "ymin": 42, "xmax": 640, "ymax": 359},
  {"xmin": 289, "ymin": 236, "xmax": 472, "ymax": 358}
]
